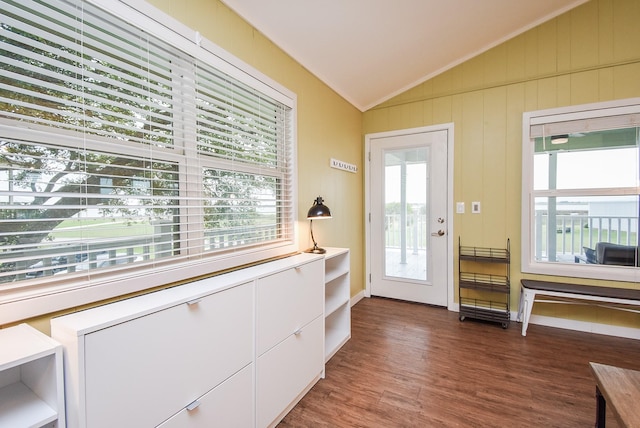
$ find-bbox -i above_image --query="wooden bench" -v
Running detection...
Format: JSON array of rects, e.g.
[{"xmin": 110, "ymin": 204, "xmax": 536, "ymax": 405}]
[{"xmin": 517, "ymin": 279, "xmax": 640, "ymax": 336}]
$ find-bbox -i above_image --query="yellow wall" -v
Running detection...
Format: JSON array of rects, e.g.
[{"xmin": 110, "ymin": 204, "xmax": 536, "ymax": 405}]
[{"xmin": 363, "ymin": 0, "xmax": 640, "ymax": 328}]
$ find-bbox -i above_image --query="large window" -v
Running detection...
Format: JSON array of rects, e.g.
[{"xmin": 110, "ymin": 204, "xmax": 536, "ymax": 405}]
[
  {"xmin": 0, "ymin": 0, "xmax": 296, "ymax": 322},
  {"xmin": 522, "ymin": 99, "xmax": 640, "ymax": 282}
]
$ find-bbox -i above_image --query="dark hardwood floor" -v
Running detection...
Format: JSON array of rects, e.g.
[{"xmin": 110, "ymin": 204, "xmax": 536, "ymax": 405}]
[{"xmin": 279, "ymin": 297, "xmax": 640, "ymax": 427}]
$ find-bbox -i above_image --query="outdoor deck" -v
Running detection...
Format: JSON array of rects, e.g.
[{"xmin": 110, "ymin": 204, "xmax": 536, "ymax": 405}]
[{"xmin": 385, "ymin": 248, "xmax": 427, "ymax": 281}]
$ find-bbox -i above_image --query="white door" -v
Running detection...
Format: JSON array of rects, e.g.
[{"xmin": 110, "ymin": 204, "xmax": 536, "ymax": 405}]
[{"xmin": 366, "ymin": 126, "xmax": 450, "ymax": 306}]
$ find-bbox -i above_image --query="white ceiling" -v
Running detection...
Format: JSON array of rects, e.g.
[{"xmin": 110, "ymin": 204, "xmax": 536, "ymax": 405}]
[{"xmin": 220, "ymin": 0, "xmax": 588, "ymax": 111}]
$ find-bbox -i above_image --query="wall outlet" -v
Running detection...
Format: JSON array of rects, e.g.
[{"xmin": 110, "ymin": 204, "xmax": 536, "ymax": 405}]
[{"xmin": 456, "ymin": 202, "xmax": 465, "ymax": 214}]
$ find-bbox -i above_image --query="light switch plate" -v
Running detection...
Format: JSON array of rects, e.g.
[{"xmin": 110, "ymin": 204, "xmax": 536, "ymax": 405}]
[
  {"xmin": 456, "ymin": 202, "xmax": 465, "ymax": 214},
  {"xmin": 471, "ymin": 201, "xmax": 481, "ymax": 214}
]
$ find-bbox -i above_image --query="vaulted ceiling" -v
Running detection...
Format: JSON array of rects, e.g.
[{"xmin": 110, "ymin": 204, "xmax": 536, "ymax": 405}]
[{"xmin": 221, "ymin": 0, "xmax": 588, "ymax": 111}]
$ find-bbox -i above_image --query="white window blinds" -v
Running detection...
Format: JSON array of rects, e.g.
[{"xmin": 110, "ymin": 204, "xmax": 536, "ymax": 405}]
[{"xmin": 0, "ymin": 0, "xmax": 295, "ymax": 290}]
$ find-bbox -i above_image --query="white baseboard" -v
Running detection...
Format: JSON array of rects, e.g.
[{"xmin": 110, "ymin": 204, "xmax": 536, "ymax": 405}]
[
  {"xmin": 524, "ymin": 313, "xmax": 640, "ymax": 340},
  {"xmin": 351, "ymin": 290, "xmax": 366, "ymax": 307},
  {"xmin": 450, "ymin": 303, "xmax": 640, "ymax": 340},
  {"xmin": 358, "ymin": 297, "xmax": 640, "ymax": 340}
]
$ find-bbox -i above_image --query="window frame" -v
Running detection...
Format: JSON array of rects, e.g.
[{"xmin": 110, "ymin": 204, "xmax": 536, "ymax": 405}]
[
  {"xmin": 0, "ymin": 0, "xmax": 299, "ymax": 324},
  {"xmin": 521, "ymin": 98, "xmax": 640, "ymax": 283}
]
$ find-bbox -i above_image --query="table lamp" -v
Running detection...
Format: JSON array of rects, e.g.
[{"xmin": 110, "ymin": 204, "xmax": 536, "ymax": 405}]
[{"xmin": 305, "ymin": 196, "xmax": 332, "ymax": 254}]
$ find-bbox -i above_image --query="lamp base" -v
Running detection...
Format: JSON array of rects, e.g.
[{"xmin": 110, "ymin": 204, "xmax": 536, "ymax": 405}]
[{"xmin": 304, "ymin": 247, "xmax": 326, "ymax": 254}]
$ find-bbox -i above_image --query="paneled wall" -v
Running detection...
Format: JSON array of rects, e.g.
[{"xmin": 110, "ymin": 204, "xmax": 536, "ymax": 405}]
[{"xmin": 363, "ymin": 0, "xmax": 640, "ymax": 329}]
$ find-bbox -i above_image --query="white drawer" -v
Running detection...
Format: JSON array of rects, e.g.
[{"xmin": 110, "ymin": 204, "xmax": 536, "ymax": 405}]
[
  {"xmin": 256, "ymin": 259, "xmax": 323, "ymax": 355},
  {"xmin": 256, "ymin": 315, "xmax": 324, "ymax": 428},
  {"xmin": 158, "ymin": 363, "xmax": 254, "ymax": 428},
  {"xmin": 83, "ymin": 282, "xmax": 254, "ymax": 428}
]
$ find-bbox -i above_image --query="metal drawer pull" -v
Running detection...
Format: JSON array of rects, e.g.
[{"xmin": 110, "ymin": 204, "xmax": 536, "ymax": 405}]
[
  {"xmin": 293, "ymin": 328, "xmax": 303, "ymax": 336},
  {"xmin": 186, "ymin": 298, "xmax": 202, "ymax": 306},
  {"xmin": 186, "ymin": 400, "xmax": 201, "ymax": 411}
]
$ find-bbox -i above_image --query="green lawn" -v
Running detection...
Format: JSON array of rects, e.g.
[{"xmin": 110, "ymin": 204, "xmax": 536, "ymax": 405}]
[{"xmin": 51, "ymin": 218, "xmax": 153, "ymax": 239}]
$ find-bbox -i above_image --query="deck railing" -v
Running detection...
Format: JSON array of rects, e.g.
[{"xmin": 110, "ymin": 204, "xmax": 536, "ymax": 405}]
[
  {"xmin": 385, "ymin": 213, "xmax": 427, "ymax": 252},
  {"xmin": 1, "ymin": 224, "xmax": 280, "ymax": 283},
  {"xmin": 535, "ymin": 213, "xmax": 638, "ymax": 262},
  {"xmin": 383, "ymin": 212, "xmax": 638, "ymax": 263}
]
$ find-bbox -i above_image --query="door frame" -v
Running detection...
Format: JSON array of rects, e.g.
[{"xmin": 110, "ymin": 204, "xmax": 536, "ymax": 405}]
[{"xmin": 364, "ymin": 123, "xmax": 455, "ymax": 311}]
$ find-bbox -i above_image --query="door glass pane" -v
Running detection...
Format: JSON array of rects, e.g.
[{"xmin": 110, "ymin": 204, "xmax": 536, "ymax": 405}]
[{"xmin": 384, "ymin": 147, "xmax": 428, "ymax": 281}]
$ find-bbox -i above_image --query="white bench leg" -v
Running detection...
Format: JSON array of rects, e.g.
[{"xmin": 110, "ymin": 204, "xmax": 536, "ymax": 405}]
[{"xmin": 520, "ymin": 289, "xmax": 535, "ymax": 336}]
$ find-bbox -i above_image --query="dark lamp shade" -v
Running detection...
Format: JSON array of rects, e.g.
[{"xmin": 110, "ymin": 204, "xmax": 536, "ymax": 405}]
[
  {"xmin": 305, "ymin": 196, "xmax": 331, "ymax": 254},
  {"xmin": 307, "ymin": 196, "xmax": 332, "ymax": 219}
]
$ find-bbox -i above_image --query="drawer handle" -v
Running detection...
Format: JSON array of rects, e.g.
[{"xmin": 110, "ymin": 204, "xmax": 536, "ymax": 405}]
[
  {"xmin": 186, "ymin": 400, "xmax": 201, "ymax": 411},
  {"xmin": 186, "ymin": 298, "xmax": 201, "ymax": 306},
  {"xmin": 294, "ymin": 266, "xmax": 302, "ymax": 272},
  {"xmin": 293, "ymin": 328, "xmax": 303, "ymax": 336}
]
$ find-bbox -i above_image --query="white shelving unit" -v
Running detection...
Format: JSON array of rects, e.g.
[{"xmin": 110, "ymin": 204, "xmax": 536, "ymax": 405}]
[
  {"xmin": 323, "ymin": 248, "xmax": 351, "ymax": 363},
  {"xmin": 51, "ymin": 253, "xmax": 325, "ymax": 428},
  {"xmin": 0, "ymin": 323, "xmax": 64, "ymax": 428}
]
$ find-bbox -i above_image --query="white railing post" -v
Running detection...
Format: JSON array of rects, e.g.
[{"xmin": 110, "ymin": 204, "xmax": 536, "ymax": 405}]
[{"xmin": 412, "ymin": 211, "xmax": 418, "ymax": 255}]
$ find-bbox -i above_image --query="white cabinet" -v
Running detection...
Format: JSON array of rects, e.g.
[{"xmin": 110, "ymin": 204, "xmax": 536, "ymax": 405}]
[
  {"xmin": 158, "ymin": 364, "xmax": 254, "ymax": 428},
  {"xmin": 51, "ymin": 252, "xmax": 325, "ymax": 428},
  {"xmin": 256, "ymin": 316, "xmax": 323, "ymax": 427},
  {"xmin": 0, "ymin": 323, "xmax": 65, "ymax": 428},
  {"xmin": 256, "ymin": 259, "xmax": 324, "ymax": 427},
  {"xmin": 323, "ymin": 248, "xmax": 351, "ymax": 362},
  {"xmin": 52, "ymin": 276, "xmax": 256, "ymax": 428},
  {"xmin": 256, "ymin": 259, "xmax": 324, "ymax": 355},
  {"xmin": 83, "ymin": 283, "xmax": 253, "ymax": 428}
]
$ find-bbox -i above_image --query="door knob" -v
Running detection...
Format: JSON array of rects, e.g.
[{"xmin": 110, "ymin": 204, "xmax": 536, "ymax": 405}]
[{"xmin": 431, "ymin": 230, "xmax": 445, "ymax": 237}]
